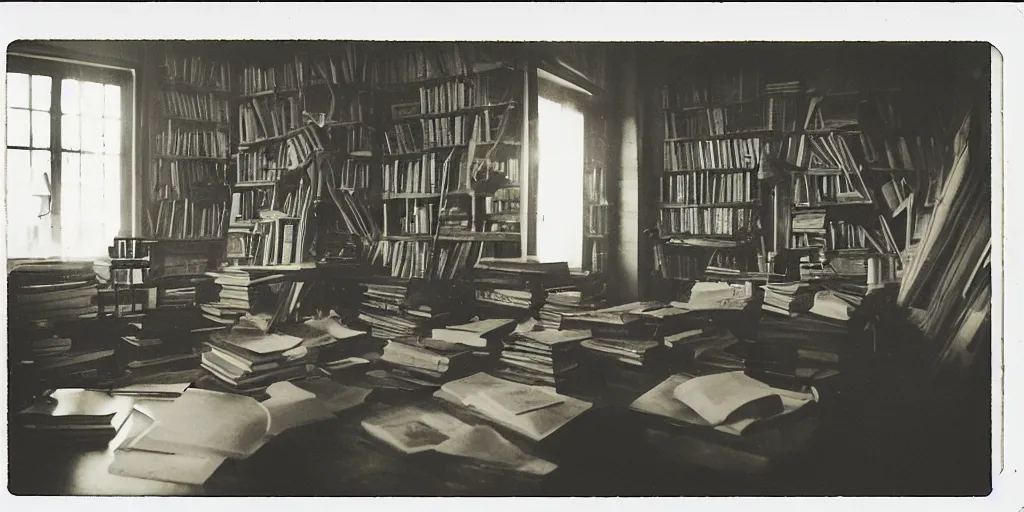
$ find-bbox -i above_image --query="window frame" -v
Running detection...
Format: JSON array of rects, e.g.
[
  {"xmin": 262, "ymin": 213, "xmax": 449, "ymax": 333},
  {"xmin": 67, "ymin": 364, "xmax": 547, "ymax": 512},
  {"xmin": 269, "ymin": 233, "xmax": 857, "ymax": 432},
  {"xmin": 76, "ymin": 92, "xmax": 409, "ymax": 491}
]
[{"xmin": 6, "ymin": 54, "xmax": 134, "ymax": 258}]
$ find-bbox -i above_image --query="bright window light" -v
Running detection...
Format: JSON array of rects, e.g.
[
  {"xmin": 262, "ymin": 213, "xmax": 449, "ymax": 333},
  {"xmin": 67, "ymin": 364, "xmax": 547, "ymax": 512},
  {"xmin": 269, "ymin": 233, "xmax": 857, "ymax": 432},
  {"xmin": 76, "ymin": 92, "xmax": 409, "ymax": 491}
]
[{"xmin": 536, "ymin": 95, "xmax": 584, "ymax": 269}]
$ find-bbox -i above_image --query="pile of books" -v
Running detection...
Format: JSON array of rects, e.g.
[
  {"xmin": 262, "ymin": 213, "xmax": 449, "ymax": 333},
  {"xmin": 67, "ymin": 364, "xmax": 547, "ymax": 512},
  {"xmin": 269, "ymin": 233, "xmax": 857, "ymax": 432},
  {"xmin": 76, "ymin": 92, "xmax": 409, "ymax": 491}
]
[
  {"xmin": 200, "ymin": 268, "xmax": 287, "ymax": 326},
  {"xmin": 357, "ymin": 278, "xmax": 462, "ymax": 340},
  {"xmin": 377, "ymin": 336, "xmax": 477, "ymax": 388},
  {"xmin": 498, "ymin": 328, "xmax": 591, "ymax": 387},
  {"xmin": 9, "ymin": 260, "xmax": 99, "ymax": 324},
  {"xmin": 116, "ymin": 333, "xmax": 203, "ymax": 384},
  {"xmin": 539, "ymin": 289, "xmax": 606, "ymax": 330},
  {"xmin": 568, "ymin": 302, "xmax": 666, "ymax": 370},
  {"xmin": 472, "ymin": 258, "xmax": 571, "ymax": 320},
  {"xmin": 200, "ymin": 327, "xmax": 330, "ymax": 396},
  {"xmin": 761, "ymin": 282, "xmax": 815, "ymax": 317}
]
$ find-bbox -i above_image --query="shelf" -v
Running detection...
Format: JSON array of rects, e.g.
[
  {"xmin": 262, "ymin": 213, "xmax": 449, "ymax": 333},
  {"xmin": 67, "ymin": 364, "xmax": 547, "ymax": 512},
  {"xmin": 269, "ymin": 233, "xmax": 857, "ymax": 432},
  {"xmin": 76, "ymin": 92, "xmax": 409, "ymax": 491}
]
[
  {"xmin": 662, "ymin": 97, "xmax": 764, "ymax": 112},
  {"xmin": 664, "ymin": 130, "xmax": 773, "ymax": 143},
  {"xmin": 663, "ymin": 167, "xmax": 756, "ymax": 174},
  {"xmin": 238, "ymin": 88, "xmax": 300, "ymax": 99},
  {"xmin": 474, "ymin": 140, "xmax": 522, "ymax": 148},
  {"xmin": 376, "ymin": 64, "xmax": 516, "ymax": 91},
  {"xmin": 381, "ymin": 234, "xmax": 433, "ymax": 241},
  {"xmin": 162, "ymin": 81, "xmax": 232, "ymax": 95},
  {"xmin": 484, "ymin": 212, "xmax": 521, "ymax": 222},
  {"xmin": 238, "ymin": 122, "xmax": 314, "ymax": 148},
  {"xmin": 803, "ymin": 128, "xmax": 860, "ymax": 135},
  {"xmin": 792, "ymin": 201, "xmax": 874, "ymax": 210},
  {"xmin": 155, "ymin": 155, "xmax": 229, "ymax": 161},
  {"xmin": 389, "ymin": 101, "xmax": 518, "ymax": 124},
  {"xmin": 586, "ymin": 234, "xmax": 607, "ymax": 239},
  {"xmin": 659, "ymin": 235, "xmax": 756, "ymax": 247},
  {"xmin": 161, "ymin": 116, "xmax": 230, "ymax": 127},
  {"xmin": 233, "ymin": 181, "xmax": 277, "ymax": 189},
  {"xmin": 151, "ymin": 237, "xmax": 225, "ymax": 243},
  {"xmin": 439, "ymin": 232, "xmax": 520, "ymax": 242},
  {"xmin": 661, "ymin": 202, "xmax": 759, "ymax": 208},
  {"xmin": 382, "ymin": 189, "xmax": 477, "ymax": 200},
  {"xmin": 384, "ymin": 144, "xmax": 471, "ymax": 158}
]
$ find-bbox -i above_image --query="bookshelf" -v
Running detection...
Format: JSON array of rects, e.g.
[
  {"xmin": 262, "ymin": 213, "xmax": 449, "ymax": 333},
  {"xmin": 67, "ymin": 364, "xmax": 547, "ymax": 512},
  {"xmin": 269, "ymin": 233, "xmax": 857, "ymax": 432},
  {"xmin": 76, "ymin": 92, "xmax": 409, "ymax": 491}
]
[
  {"xmin": 373, "ymin": 44, "xmax": 527, "ymax": 279},
  {"xmin": 654, "ymin": 60, "xmax": 771, "ymax": 284},
  {"xmin": 149, "ymin": 50, "xmax": 234, "ymax": 243},
  {"xmin": 228, "ymin": 46, "xmax": 379, "ymax": 267},
  {"xmin": 780, "ymin": 88, "xmax": 957, "ymax": 282}
]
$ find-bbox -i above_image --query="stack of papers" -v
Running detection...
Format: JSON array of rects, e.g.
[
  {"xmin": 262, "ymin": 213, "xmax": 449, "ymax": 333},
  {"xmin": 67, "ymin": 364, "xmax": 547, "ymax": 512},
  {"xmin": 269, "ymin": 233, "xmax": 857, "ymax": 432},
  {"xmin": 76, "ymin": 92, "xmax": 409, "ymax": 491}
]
[
  {"xmin": 431, "ymin": 318, "xmax": 516, "ymax": 349},
  {"xmin": 201, "ymin": 330, "xmax": 324, "ymax": 392}
]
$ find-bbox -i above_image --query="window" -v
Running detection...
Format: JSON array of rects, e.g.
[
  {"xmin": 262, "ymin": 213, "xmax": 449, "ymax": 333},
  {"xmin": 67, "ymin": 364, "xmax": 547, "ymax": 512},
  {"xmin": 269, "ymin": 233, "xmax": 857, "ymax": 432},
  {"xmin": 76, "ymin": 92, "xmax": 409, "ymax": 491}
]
[
  {"xmin": 534, "ymin": 70, "xmax": 591, "ymax": 269},
  {"xmin": 5, "ymin": 55, "xmax": 132, "ymax": 259}
]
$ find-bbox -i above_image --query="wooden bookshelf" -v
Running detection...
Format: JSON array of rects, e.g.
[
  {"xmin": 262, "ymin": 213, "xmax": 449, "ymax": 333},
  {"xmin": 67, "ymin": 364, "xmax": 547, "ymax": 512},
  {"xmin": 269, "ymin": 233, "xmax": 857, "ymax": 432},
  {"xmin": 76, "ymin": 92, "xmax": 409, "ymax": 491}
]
[
  {"xmin": 148, "ymin": 49, "xmax": 234, "ymax": 242},
  {"xmin": 375, "ymin": 44, "xmax": 527, "ymax": 277}
]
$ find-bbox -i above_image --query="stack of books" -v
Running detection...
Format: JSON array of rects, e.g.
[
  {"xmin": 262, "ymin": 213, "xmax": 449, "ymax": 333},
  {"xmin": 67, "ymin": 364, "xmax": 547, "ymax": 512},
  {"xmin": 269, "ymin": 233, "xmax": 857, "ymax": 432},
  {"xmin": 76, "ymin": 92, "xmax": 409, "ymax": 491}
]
[
  {"xmin": 117, "ymin": 333, "xmax": 203, "ymax": 383},
  {"xmin": 378, "ymin": 336, "xmax": 476, "ymax": 388},
  {"xmin": 539, "ymin": 290, "xmax": 606, "ymax": 330},
  {"xmin": 761, "ymin": 282, "xmax": 816, "ymax": 317},
  {"xmin": 9, "ymin": 260, "xmax": 99, "ymax": 324},
  {"xmin": 472, "ymin": 258, "xmax": 572, "ymax": 320},
  {"xmin": 579, "ymin": 338, "xmax": 660, "ymax": 368},
  {"xmin": 200, "ymin": 268, "xmax": 287, "ymax": 326},
  {"xmin": 357, "ymin": 278, "xmax": 460, "ymax": 340},
  {"xmin": 567, "ymin": 302, "xmax": 667, "ymax": 370},
  {"xmin": 200, "ymin": 328, "xmax": 329, "ymax": 395},
  {"xmin": 16, "ymin": 389, "xmax": 133, "ymax": 445},
  {"xmin": 498, "ymin": 328, "xmax": 592, "ymax": 386}
]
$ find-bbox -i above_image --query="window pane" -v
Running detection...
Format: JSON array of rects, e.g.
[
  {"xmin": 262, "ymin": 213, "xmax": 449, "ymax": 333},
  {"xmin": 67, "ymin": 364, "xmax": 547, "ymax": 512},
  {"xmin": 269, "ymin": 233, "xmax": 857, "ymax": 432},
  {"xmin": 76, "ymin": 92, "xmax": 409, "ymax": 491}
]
[
  {"xmin": 104, "ymin": 84, "xmax": 121, "ymax": 119},
  {"xmin": 32, "ymin": 150, "xmax": 52, "ymax": 189},
  {"xmin": 61, "ymin": 79, "xmax": 80, "ymax": 114},
  {"xmin": 81, "ymin": 153, "xmax": 106, "ymax": 250},
  {"xmin": 62, "ymin": 114, "xmax": 81, "ymax": 150},
  {"xmin": 81, "ymin": 81, "xmax": 105, "ymax": 117},
  {"xmin": 7, "ymin": 72, "xmax": 30, "ymax": 108},
  {"xmin": 6, "ymin": 148, "xmax": 31, "ymax": 194},
  {"xmin": 104, "ymin": 154, "xmax": 121, "ymax": 242},
  {"xmin": 32, "ymin": 110, "xmax": 50, "ymax": 148},
  {"xmin": 61, "ymin": 152, "xmax": 82, "ymax": 254},
  {"xmin": 103, "ymin": 118, "xmax": 121, "ymax": 154},
  {"xmin": 82, "ymin": 116, "xmax": 104, "ymax": 153},
  {"xmin": 31, "ymin": 75, "xmax": 52, "ymax": 111},
  {"xmin": 7, "ymin": 108, "xmax": 30, "ymax": 147}
]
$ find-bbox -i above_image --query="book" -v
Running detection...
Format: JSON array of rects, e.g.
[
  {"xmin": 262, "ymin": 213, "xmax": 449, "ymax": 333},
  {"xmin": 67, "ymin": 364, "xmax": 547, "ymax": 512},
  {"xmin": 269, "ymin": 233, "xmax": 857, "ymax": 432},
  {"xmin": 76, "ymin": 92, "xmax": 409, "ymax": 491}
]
[{"xmin": 431, "ymin": 318, "xmax": 516, "ymax": 348}]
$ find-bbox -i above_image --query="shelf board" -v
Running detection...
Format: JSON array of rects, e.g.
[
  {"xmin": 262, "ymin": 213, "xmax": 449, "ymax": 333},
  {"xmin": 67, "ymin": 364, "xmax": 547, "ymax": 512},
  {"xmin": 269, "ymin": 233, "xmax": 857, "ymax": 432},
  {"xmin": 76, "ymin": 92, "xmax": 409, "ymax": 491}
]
[
  {"xmin": 155, "ymin": 154, "xmax": 229, "ymax": 161},
  {"xmin": 474, "ymin": 140, "xmax": 522, "ymax": 148},
  {"xmin": 389, "ymin": 101, "xmax": 518, "ymax": 124},
  {"xmin": 162, "ymin": 81, "xmax": 232, "ymax": 95},
  {"xmin": 381, "ymin": 234, "xmax": 433, "ymax": 241},
  {"xmin": 659, "ymin": 234, "xmax": 755, "ymax": 243},
  {"xmin": 660, "ymin": 202, "xmax": 758, "ymax": 208},
  {"xmin": 439, "ymin": 232, "xmax": 520, "ymax": 242},
  {"xmin": 151, "ymin": 237, "xmax": 225, "ymax": 242},
  {"xmin": 238, "ymin": 88, "xmax": 300, "ymax": 99},
  {"xmin": 238, "ymin": 122, "xmax": 315, "ymax": 148},
  {"xmin": 484, "ymin": 212, "xmax": 521, "ymax": 222},
  {"xmin": 233, "ymin": 181, "xmax": 277, "ymax": 189},
  {"xmin": 382, "ymin": 189, "xmax": 478, "ymax": 200},
  {"xmin": 161, "ymin": 116, "xmax": 230, "ymax": 127},
  {"xmin": 792, "ymin": 201, "xmax": 874, "ymax": 210},
  {"xmin": 663, "ymin": 167, "xmax": 755, "ymax": 174},
  {"xmin": 662, "ymin": 97, "xmax": 764, "ymax": 112},
  {"xmin": 384, "ymin": 144, "xmax": 471, "ymax": 158},
  {"xmin": 664, "ymin": 130, "xmax": 772, "ymax": 143},
  {"xmin": 377, "ymin": 64, "xmax": 516, "ymax": 91}
]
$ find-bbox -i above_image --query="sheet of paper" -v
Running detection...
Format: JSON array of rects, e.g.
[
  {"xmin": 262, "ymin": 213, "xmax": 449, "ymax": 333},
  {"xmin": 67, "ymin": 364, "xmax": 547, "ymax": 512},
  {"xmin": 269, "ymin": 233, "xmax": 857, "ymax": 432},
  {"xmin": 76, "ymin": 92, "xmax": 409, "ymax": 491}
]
[
  {"xmin": 229, "ymin": 333, "xmax": 303, "ymax": 355},
  {"xmin": 293, "ymin": 379, "xmax": 371, "ymax": 414},
  {"xmin": 672, "ymin": 371, "xmax": 780, "ymax": 426},
  {"xmin": 435, "ymin": 425, "xmax": 557, "ymax": 476},
  {"xmin": 477, "ymin": 386, "xmax": 565, "ymax": 416},
  {"xmin": 262, "ymin": 381, "xmax": 336, "ymax": 437},
  {"xmin": 109, "ymin": 449, "xmax": 225, "ymax": 485},
  {"xmin": 128, "ymin": 389, "xmax": 270, "ymax": 459}
]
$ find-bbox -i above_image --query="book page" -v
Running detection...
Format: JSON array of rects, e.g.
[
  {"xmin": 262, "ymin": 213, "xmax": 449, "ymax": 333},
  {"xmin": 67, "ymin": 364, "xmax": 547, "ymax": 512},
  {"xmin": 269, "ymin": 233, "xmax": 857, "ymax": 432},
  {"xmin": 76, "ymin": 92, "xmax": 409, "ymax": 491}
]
[
  {"xmin": 109, "ymin": 449, "xmax": 225, "ymax": 486},
  {"xmin": 128, "ymin": 389, "xmax": 271, "ymax": 460},
  {"xmin": 435, "ymin": 425, "xmax": 557, "ymax": 475},
  {"xmin": 672, "ymin": 371, "xmax": 780, "ymax": 426},
  {"xmin": 475, "ymin": 385, "xmax": 565, "ymax": 416}
]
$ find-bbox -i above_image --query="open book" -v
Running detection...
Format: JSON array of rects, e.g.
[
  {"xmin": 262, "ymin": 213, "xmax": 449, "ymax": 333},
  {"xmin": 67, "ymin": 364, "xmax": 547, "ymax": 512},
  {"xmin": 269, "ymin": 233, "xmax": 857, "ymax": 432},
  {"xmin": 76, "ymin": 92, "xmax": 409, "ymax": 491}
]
[
  {"xmin": 434, "ymin": 373, "xmax": 591, "ymax": 441},
  {"xmin": 630, "ymin": 372, "xmax": 815, "ymax": 436}
]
